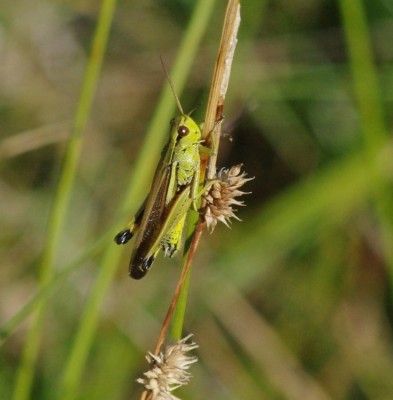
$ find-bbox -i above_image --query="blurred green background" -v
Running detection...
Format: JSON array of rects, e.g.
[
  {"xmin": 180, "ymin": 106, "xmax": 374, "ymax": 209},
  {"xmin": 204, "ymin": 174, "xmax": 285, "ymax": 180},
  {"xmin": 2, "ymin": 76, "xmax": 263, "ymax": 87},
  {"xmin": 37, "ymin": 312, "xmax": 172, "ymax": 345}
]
[{"xmin": 2, "ymin": 0, "xmax": 393, "ymax": 399}]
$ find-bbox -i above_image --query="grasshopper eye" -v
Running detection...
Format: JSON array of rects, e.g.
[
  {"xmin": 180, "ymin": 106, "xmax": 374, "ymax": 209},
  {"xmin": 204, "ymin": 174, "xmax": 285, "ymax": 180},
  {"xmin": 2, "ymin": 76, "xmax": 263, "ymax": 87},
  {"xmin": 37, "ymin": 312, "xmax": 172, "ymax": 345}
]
[{"xmin": 177, "ymin": 125, "xmax": 189, "ymax": 137}]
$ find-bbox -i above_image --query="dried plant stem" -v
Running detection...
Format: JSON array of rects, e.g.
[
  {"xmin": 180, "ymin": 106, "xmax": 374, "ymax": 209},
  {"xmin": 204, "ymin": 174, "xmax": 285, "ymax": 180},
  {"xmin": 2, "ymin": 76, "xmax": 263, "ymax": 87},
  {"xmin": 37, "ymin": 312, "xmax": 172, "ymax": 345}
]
[
  {"xmin": 139, "ymin": 2, "xmax": 240, "ymax": 398},
  {"xmin": 167, "ymin": 0, "xmax": 241, "ymax": 340},
  {"xmin": 140, "ymin": 227, "xmax": 205, "ymax": 400},
  {"xmin": 139, "ymin": 223, "xmax": 205, "ymax": 400},
  {"xmin": 203, "ymin": 0, "xmax": 241, "ymax": 179},
  {"xmin": 165, "ymin": 0, "xmax": 240, "ymax": 346},
  {"xmin": 153, "ymin": 222, "xmax": 206, "ymax": 355}
]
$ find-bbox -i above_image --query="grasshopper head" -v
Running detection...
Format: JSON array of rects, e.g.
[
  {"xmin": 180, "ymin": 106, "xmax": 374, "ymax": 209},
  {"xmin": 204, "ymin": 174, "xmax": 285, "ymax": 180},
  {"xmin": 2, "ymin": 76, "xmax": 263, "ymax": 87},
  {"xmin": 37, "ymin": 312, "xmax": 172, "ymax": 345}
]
[{"xmin": 171, "ymin": 115, "xmax": 201, "ymax": 144}]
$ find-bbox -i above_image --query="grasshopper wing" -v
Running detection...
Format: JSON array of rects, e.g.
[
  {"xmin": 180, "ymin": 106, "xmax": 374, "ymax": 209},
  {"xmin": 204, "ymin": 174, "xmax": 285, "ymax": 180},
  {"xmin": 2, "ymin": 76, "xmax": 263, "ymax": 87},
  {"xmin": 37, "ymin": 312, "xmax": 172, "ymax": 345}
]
[{"xmin": 130, "ymin": 185, "xmax": 192, "ymax": 279}]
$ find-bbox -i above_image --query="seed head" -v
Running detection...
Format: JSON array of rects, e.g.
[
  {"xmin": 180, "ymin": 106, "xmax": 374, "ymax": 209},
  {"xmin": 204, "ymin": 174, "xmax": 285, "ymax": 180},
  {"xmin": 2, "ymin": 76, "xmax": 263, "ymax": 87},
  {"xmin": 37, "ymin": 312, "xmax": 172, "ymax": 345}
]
[
  {"xmin": 201, "ymin": 164, "xmax": 253, "ymax": 232},
  {"xmin": 137, "ymin": 334, "xmax": 198, "ymax": 400}
]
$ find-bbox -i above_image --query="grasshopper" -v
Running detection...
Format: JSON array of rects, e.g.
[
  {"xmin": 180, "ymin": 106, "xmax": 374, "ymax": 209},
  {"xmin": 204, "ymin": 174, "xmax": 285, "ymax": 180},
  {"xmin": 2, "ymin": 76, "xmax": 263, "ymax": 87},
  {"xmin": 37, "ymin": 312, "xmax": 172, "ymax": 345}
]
[{"xmin": 115, "ymin": 65, "xmax": 206, "ymax": 279}]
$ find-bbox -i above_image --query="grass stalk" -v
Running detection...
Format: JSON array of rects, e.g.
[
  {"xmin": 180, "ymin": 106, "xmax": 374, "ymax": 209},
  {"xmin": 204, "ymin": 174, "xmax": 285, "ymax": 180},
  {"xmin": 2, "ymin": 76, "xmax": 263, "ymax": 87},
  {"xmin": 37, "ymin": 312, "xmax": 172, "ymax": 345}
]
[
  {"xmin": 58, "ymin": 1, "xmax": 217, "ymax": 399},
  {"xmin": 338, "ymin": 0, "xmax": 393, "ymax": 291},
  {"xmin": 169, "ymin": 211, "xmax": 200, "ymax": 341},
  {"xmin": 139, "ymin": 3, "xmax": 240, "ymax": 398},
  {"xmin": 0, "ymin": 234, "xmax": 110, "ymax": 346},
  {"xmin": 12, "ymin": 1, "xmax": 117, "ymax": 399},
  {"xmin": 169, "ymin": 0, "xmax": 241, "ymax": 341}
]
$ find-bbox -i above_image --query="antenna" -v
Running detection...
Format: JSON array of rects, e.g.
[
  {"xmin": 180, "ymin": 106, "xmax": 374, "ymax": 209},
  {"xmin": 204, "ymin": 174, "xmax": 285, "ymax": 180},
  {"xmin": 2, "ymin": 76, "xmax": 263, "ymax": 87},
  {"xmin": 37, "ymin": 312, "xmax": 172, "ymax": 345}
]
[{"xmin": 160, "ymin": 56, "xmax": 184, "ymax": 115}]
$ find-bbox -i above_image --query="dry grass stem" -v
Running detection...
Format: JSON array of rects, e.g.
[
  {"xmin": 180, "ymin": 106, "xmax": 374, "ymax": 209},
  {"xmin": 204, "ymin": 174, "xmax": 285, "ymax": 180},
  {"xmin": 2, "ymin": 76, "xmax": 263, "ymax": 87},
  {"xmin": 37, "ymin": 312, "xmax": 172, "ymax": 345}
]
[
  {"xmin": 152, "ymin": 223, "xmax": 206, "ymax": 356},
  {"xmin": 202, "ymin": 0, "xmax": 241, "ymax": 179},
  {"xmin": 150, "ymin": 0, "xmax": 241, "ymax": 355},
  {"xmin": 140, "ymin": 2, "xmax": 241, "ymax": 398}
]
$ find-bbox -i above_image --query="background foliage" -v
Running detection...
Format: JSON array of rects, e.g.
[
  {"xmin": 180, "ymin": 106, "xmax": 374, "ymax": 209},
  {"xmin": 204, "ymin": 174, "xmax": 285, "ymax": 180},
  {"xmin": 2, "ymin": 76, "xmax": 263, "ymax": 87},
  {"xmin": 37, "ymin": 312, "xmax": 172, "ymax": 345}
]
[{"xmin": 1, "ymin": 0, "xmax": 393, "ymax": 399}]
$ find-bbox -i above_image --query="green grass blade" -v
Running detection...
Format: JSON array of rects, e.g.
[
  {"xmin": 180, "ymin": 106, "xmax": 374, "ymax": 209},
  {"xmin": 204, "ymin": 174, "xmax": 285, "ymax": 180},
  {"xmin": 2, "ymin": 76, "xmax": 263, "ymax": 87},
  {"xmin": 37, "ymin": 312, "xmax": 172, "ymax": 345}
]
[
  {"xmin": 58, "ymin": 1, "xmax": 217, "ymax": 399},
  {"xmin": 12, "ymin": 1, "xmax": 117, "ymax": 399},
  {"xmin": 0, "ymin": 234, "xmax": 110, "ymax": 347},
  {"xmin": 170, "ymin": 210, "xmax": 199, "ymax": 341},
  {"xmin": 338, "ymin": 0, "xmax": 393, "ymax": 285}
]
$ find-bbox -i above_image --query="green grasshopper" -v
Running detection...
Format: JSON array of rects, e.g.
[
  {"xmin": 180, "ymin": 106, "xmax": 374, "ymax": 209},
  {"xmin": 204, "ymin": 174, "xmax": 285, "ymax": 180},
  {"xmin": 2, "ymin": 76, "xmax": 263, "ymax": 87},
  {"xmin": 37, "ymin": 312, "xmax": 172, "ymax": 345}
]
[{"xmin": 115, "ymin": 66, "xmax": 206, "ymax": 279}]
